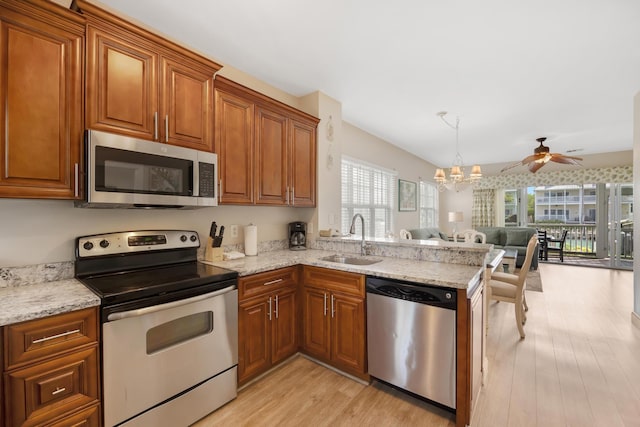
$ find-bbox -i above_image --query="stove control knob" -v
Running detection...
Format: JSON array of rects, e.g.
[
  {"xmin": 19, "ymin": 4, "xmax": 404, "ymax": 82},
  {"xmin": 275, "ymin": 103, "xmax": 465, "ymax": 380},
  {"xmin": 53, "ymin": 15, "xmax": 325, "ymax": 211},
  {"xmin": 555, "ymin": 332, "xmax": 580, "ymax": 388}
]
[
  {"xmin": 180, "ymin": 235, "xmax": 187, "ymax": 242},
  {"xmin": 190, "ymin": 235, "xmax": 197, "ymax": 242},
  {"xmin": 99, "ymin": 239, "xmax": 110, "ymax": 248},
  {"xmin": 83, "ymin": 241, "xmax": 94, "ymax": 251}
]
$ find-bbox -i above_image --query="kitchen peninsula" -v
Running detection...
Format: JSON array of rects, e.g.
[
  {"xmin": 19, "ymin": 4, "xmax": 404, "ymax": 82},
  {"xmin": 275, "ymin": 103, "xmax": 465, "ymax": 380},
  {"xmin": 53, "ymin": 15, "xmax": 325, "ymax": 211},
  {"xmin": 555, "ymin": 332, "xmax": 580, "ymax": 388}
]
[{"xmin": 1, "ymin": 236, "xmax": 498, "ymax": 427}]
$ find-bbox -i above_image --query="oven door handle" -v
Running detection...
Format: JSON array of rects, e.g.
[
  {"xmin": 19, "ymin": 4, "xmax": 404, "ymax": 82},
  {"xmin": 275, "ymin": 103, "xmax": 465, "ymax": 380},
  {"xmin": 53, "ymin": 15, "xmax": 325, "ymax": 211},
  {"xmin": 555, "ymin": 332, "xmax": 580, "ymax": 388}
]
[{"xmin": 106, "ymin": 285, "xmax": 237, "ymax": 322}]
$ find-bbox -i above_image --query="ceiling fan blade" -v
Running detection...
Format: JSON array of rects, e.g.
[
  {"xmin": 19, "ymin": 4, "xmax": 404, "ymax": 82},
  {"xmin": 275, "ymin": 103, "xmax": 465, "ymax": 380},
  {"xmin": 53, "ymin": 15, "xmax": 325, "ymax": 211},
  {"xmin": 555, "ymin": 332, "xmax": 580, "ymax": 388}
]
[
  {"xmin": 528, "ymin": 161, "xmax": 546, "ymax": 173},
  {"xmin": 549, "ymin": 154, "xmax": 583, "ymax": 165},
  {"xmin": 500, "ymin": 161, "xmax": 524, "ymax": 172},
  {"xmin": 521, "ymin": 153, "xmax": 546, "ymax": 164}
]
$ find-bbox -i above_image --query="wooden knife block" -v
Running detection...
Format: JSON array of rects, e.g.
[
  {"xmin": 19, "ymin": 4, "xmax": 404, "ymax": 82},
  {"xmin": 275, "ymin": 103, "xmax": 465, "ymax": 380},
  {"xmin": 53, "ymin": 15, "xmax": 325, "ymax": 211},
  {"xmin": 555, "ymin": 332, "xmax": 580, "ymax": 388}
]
[{"xmin": 204, "ymin": 237, "xmax": 224, "ymax": 262}]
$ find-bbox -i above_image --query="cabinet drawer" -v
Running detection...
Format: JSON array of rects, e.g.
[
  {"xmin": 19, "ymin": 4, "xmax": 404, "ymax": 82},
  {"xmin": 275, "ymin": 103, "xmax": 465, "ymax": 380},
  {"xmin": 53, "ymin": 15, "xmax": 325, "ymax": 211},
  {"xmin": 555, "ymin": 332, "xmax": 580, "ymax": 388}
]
[
  {"xmin": 5, "ymin": 346, "xmax": 99, "ymax": 427},
  {"xmin": 303, "ymin": 266, "xmax": 365, "ymax": 297},
  {"xmin": 239, "ymin": 267, "xmax": 298, "ymax": 300},
  {"xmin": 4, "ymin": 308, "xmax": 98, "ymax": 370},
  {"xmin": 46, "ymin": 403, "xmax": 101, "ymax": 427}
]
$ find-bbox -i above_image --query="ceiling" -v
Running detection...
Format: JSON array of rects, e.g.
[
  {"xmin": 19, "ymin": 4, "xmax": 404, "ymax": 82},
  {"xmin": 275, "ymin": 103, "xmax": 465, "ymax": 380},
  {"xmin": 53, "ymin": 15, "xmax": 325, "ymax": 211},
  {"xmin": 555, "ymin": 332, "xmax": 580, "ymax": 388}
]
[{"xmin": 95, "ymin": 0, "xmax": 640, "ymax": 168}]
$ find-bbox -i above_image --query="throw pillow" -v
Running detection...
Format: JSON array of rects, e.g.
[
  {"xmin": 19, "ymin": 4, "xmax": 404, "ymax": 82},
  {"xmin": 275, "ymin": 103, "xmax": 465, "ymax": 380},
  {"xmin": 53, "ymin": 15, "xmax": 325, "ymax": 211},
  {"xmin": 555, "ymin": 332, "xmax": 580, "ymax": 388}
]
[
  {"xmin": 505, "ymin": 230, "xmax": 531, "ymax": 247},
  {"xmin": 483, "ymin": 228, "xmax": 502, "ymax": 245}
]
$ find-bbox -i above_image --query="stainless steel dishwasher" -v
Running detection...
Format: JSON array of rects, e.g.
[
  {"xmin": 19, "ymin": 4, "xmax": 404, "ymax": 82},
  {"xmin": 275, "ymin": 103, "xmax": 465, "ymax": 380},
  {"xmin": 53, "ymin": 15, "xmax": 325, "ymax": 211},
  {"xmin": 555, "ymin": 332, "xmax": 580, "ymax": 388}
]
[{"xmin": 366, "ymin": 277, "xmax": 457, "ymax": 409}]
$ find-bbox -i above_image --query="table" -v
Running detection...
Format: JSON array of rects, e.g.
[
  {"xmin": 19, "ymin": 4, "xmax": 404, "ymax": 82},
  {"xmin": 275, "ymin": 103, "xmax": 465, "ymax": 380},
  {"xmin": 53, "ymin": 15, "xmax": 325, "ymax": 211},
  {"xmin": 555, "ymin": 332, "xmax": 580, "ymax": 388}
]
[{"xmin": 502, "ymin": 248, "xmax": 518, "ymax": 273}]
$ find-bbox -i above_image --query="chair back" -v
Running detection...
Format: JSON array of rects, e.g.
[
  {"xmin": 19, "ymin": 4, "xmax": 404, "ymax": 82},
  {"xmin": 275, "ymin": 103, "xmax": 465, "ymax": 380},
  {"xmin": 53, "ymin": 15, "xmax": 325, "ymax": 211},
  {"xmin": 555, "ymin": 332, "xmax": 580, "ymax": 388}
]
[
  {"xmin": 517, "ymin": 235, "xmax": 539, "ymax": 282},
  {"xmin": 537, "ymin": 229, "xmax": 547, "ymax": 242},
  {"xmin": 454, "ymin": 229, "xmax": 486, "ymax": 243},
  {"xmin": 399, "ymin": 229, "xmax": 412, "ymax": 240},
  {"xmin": 558, "ymin": 229, "xmax": 568, "ymax": 247}
]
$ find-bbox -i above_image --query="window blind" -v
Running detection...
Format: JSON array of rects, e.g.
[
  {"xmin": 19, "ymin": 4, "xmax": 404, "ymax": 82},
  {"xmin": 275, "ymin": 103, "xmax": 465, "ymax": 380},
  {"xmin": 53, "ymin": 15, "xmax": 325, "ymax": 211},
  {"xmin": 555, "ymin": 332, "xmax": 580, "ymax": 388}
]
[
  {"xmin": 419, "ymin": 181, "xmax": 439, "ymax": 228},
  {"xmin": 341, "ymin": 157, "xmax": 397, "ymax": 238}
]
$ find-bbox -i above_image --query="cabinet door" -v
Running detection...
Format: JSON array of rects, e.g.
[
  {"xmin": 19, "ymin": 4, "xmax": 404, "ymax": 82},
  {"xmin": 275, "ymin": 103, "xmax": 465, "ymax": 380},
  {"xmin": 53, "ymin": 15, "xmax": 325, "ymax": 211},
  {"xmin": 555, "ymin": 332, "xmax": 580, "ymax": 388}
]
[
  {"xmin": 0, "ymin": 5, "xmax": 83, "ymax": 199},
  {"xmin": 86, "ymin": 24, "xmax": 158, "ymax": 140},
  {"xmin": 255, "ymin": 106, "xmax": 288, "ymax": 205},
  {"xmin": 161, "ymin": 56, "xmax": 214, "ymax": 151},
  {"xmin": 215, "ymin": 89, "xmax": 254, "ymax": 204},
  {"xmin": 272, "ymin": 289, "xmax": 297, "ymax": 365},
  {"xmin": 289, "ymin": 119, "xmax": 316, "ymax": 207},
  {"xmin": 302, "ymin": 287, "xmax": 331, "ymax": 361},
  {"xmin": 331, "ymin": 292, "xmax": 366, "ymax": 375},
  {"xmin": 4, "ymin": 347, "xmax": 99, "ymax": 427},
  {"xmin": 238, "ymin": 296, "xmax": 271, "ymax": 384},
  {"xmin": 470, "ymin": 286, "xmax": 484, "ymax": 413}
]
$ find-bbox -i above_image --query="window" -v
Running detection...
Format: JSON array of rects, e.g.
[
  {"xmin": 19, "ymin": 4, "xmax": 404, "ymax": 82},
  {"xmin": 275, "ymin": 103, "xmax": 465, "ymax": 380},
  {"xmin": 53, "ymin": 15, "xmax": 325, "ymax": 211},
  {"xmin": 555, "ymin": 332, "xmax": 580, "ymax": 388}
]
[
  {"xmin": 341, "ymin": 157, "xmax": 397, "ymax": 238},
  {"xmin": 419, "ymin": 181, "xmax": 438, "ymax": 228},
  {"xmin": 504, "ymin": 189, "xmax": 518, "ymax": 226}
]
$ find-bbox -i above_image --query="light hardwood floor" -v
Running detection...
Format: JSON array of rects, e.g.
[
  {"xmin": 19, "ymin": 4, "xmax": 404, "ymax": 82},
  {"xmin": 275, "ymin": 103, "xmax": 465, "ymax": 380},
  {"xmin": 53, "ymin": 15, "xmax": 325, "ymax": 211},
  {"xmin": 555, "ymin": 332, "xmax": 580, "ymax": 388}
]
[{"xmin": 194, "ymin": 263, "xmax": 639, "ymax": 427}]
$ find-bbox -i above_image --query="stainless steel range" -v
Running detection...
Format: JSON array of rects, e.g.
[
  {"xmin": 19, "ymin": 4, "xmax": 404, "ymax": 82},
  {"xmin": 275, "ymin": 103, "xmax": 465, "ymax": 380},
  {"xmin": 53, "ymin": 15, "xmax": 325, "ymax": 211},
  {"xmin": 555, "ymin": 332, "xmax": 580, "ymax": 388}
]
[{"xmin": 75, "ymin": 230, "xmax": 238, "ymax": 427}]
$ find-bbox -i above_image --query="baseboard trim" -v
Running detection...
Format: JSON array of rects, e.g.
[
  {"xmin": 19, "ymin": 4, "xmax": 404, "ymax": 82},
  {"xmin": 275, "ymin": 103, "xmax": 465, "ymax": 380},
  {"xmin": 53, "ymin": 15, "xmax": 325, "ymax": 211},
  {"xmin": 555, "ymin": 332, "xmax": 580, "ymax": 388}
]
[{"xmin": 632, "ymin": 311, "xmax": 640, "ymax": 330}]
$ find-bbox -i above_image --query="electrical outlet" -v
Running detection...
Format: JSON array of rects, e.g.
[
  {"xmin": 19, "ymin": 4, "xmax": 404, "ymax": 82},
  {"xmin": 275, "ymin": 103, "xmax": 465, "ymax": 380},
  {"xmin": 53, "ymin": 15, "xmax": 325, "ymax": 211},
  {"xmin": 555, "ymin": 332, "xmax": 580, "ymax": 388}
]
[
  {"xmin": 230, "ymin": 225, "xmax": 238, "ymax": 238},
  {"xmin": 307, "ymin": 222, "xmax": 314, "ymax": 234}
]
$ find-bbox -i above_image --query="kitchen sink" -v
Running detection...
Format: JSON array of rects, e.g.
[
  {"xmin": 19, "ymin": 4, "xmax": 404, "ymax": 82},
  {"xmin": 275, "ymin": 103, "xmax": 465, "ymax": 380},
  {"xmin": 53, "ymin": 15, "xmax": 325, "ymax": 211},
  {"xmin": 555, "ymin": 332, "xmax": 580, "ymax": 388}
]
[{"xmin": 320, "ymin": 254, "xmax": 382, "ymax": 265}]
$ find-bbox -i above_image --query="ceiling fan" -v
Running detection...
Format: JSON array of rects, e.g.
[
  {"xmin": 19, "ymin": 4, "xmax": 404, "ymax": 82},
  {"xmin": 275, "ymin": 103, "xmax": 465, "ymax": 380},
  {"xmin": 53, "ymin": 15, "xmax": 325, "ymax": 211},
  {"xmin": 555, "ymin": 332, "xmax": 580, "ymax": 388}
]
[{"xmin": 501, "ymin": 137, "xmax": 583, "ymax": 173}]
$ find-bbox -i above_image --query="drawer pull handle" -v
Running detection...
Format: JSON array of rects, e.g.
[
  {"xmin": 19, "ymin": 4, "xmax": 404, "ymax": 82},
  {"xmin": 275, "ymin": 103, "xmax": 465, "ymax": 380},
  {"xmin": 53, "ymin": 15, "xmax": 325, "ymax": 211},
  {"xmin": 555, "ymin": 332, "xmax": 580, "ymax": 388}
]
[
  {"xmin": 52, "ymin": 387, "xmax": 66, "ymax": 396},
  {"xmin": 263, "ymin": 278, "xmax": 283, "ymax": 286},
  {"xmin": 32, "ymin": 329, "xmax": 80, "ymax": 344}
]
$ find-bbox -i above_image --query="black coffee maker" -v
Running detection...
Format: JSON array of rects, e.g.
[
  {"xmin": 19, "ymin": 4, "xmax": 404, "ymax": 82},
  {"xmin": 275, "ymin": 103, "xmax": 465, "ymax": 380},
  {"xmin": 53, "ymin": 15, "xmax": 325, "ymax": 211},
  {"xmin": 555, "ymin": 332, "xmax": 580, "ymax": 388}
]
[{"xmin": 288, "ymin": 222, "xmax": 307, "ymax": 251}]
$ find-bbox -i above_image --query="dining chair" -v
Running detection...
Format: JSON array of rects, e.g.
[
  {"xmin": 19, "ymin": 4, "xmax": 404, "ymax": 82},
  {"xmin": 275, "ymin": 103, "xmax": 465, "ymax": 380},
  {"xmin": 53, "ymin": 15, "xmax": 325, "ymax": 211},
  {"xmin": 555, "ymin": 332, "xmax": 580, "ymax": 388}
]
[
  {"xmin": 453, "ymin": 229, "xmax": 487, "ymax": 243},
  {"xmin": 536, "ymin": 229, "xmax": 548, "ymax": 260},
  {"xmin": 487, "ymin": 235, "xmax": 538, "ymax": 339},
  {"xmin": 399, "ymin": 229, "xmax": 412, "ymax": 239},
  {"xmin": 546, "ymin": 229, "xmax": 568, "ymax": 262}
]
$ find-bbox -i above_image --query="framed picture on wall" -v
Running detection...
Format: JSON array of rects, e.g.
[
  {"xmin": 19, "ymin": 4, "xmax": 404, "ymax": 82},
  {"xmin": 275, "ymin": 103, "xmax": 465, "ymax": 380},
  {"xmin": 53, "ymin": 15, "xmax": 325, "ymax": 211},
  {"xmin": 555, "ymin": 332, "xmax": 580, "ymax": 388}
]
[{"xmin": 398, "ymin": 179, "xmax": 417, "ymax": 211}]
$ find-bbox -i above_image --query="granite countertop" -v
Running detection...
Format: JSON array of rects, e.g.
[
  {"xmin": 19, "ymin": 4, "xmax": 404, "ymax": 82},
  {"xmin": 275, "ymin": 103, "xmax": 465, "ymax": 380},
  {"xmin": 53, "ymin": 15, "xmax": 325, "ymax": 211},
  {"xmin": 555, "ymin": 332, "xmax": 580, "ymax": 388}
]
[
  {"xmin": 201, "ymin": 248, "xmax": 489, "ymax": 290},
  {"xmin": 0, "ymin": 278, "xmax": 100, "ymax": 327},
  {"xmin": 1, "ymin": 247, "xmax": 503, "ymax": 327}
]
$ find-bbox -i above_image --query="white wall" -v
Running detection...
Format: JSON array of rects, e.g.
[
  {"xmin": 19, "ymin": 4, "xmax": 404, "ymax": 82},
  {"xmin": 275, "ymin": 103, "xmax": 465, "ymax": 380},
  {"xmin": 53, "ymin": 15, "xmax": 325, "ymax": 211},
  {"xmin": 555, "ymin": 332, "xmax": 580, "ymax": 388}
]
[
  {"xmin": 0, "ymin": 199, "xmax": 313, "ymax": 267},
  {"xmin": 341, "ymin": 123, "xmax": 438, "ymax": 234}
]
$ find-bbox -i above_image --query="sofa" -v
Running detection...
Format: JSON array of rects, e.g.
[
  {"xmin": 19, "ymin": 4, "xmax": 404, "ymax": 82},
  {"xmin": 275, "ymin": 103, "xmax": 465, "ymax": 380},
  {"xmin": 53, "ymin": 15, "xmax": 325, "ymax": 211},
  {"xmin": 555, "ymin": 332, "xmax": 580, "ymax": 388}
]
[
  {"xmin": 406, "ymin": 227, "xmax": 449, "ymax": 241},
  {"xmin": 476, "ymin": 227, "xmax": 538, "ymax": 270}
]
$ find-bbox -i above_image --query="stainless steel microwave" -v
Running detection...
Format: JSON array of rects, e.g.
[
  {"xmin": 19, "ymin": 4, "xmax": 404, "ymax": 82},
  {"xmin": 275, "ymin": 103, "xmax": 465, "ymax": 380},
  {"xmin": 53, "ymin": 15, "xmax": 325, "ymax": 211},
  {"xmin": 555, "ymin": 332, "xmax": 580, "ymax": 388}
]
[{"xmin": 75, "ymin": 130, "xmax": 217, "ymax": 209}]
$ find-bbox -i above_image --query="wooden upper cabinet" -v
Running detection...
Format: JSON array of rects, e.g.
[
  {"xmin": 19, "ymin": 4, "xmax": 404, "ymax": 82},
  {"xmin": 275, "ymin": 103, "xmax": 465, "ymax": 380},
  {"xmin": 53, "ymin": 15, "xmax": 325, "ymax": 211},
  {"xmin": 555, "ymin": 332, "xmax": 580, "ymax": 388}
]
[
  {"xmin": 0, "ymin": 1, "xmax": 84, "ymax": 199},
  {"xmin": 213, "ymin": 76, "xmax": 319, "ymax": 206},
  {"xmin": 161, "ymin": 55, "xmax": 214, "ymax": 151},
  {"xmin": 86, "ymin": 24, "xmax": 158, "ymax": 140},
  {"xmin": 81, "ymin": 0, "xmax": 220, "ymax": 151},
  {"xmin": 215, "ymin": 87, "xmax": 254, "ymax": 204},
  {"xmin": 255, "ymin": 106, "xmax": 289, "ymax": 205},
  {"xmin": 289, "ymin": 119, "xmax": 316, "ymax": 207}
]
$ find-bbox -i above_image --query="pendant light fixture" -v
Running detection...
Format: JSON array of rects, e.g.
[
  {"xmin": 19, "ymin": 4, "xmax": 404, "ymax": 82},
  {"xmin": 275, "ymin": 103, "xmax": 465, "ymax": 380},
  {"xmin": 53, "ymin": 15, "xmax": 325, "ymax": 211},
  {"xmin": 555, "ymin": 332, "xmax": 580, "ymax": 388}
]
[{"xmin": 433, "ymin": 111, "xmax": 482, "ymax": 191}]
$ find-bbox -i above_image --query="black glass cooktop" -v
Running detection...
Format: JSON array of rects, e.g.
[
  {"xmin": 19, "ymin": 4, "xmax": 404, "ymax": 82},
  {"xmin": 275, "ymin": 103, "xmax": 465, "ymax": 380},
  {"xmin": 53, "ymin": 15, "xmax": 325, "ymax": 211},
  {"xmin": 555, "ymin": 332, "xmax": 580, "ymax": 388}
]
[{"xmin": 78, "ymin": 261, "xmax": 238, "ymax": 305}]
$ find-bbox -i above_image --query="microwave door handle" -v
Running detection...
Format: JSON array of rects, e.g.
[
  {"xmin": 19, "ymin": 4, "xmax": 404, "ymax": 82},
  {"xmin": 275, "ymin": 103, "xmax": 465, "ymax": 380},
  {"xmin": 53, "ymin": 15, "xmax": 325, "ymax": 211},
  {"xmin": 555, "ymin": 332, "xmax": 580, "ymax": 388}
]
[{"xmin": 106, "ymin": 285, "xmax": 236, "ymax": 321}]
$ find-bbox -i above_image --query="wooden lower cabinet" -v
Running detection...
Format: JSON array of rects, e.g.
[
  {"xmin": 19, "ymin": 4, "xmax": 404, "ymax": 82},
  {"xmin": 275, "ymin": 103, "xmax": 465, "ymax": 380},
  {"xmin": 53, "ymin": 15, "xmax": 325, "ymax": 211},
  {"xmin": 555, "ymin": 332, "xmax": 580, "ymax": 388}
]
[
  {"xmin": 301, "ymin": 267, "xmax": 367, "ymax": 380},
  {"xmin": 2, "ymin": 307, "xmax": 101, "ymax": 427},
  {"xmin": 238, "ymin": 268, "xmax": 298, "ymax": 386}
]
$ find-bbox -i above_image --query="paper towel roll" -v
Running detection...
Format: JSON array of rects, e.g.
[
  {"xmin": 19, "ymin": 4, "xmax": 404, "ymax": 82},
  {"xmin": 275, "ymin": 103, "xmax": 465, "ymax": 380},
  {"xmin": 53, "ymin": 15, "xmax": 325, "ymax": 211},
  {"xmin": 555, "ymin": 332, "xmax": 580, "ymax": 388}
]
[{"xmin": 244, "ymin": 224, "xmax": 258, "ymax": 256}]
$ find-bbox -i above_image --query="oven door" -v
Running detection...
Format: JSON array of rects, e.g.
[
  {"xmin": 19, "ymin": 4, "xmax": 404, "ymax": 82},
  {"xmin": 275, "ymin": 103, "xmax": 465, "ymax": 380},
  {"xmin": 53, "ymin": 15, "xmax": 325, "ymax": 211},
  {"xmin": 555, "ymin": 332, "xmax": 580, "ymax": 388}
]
[{"xmin": 102, "ymin": 285, "xmax": 237, "ymax": 427}]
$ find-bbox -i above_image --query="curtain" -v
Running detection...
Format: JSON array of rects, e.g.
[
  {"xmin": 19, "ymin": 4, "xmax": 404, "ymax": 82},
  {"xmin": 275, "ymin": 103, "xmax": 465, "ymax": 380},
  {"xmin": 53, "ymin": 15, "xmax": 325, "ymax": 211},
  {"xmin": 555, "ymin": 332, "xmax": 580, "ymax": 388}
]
[{"xmin": 472, "ymin": 189, "xmax": 495, "ymax": 228}]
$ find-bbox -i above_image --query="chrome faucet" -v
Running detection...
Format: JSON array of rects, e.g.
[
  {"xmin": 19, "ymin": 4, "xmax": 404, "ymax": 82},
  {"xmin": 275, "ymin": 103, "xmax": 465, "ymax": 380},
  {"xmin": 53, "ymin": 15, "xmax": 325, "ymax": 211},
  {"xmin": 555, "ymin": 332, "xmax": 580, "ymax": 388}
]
[{"xmin": 349, "ymin": 213, "xmax": 368, "ymax": 255}]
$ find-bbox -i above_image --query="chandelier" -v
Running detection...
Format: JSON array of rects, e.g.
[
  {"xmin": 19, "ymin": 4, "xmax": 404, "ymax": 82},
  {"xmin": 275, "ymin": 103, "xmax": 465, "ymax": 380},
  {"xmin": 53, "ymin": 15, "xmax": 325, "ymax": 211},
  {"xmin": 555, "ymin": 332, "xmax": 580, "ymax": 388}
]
[{"xmin": 433, "ymin": 111, "xmax": 482, "ymax": 192}]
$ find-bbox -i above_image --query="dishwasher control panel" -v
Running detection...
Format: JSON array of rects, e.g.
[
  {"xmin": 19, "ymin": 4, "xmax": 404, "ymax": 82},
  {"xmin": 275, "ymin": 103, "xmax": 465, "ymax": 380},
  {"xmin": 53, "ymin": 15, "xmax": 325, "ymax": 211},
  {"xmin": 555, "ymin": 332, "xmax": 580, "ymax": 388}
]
[{"xmin": 365, "ymin": 277, "xmax": 456, "ymax": 309}]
